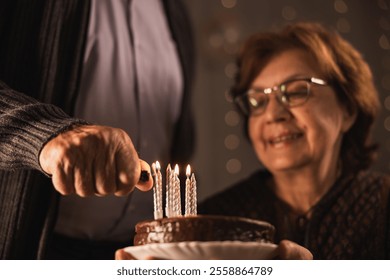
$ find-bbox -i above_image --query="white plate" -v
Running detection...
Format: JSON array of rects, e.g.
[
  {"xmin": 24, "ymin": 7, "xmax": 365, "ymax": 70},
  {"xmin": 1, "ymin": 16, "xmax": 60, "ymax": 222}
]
[{"xmin": 124, "ymin": 241, "xmax": 278, "ymax": 260}]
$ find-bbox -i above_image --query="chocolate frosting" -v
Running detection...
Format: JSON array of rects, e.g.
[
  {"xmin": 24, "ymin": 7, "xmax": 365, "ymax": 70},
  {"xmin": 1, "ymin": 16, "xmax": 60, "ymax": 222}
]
[{"xmin": 134, "ymin": 215, "xmax": 275, "ymax": 245}]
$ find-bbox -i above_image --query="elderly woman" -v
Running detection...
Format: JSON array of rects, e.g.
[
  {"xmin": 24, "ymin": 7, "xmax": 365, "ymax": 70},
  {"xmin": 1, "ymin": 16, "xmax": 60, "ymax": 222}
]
[{"xmin": 199, "ymin": 22, "xmax": 390, "ymax": 259}]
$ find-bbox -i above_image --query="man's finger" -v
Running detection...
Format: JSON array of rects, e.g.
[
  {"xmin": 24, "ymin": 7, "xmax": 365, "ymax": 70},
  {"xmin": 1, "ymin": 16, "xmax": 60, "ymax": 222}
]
[
  {"xmin": 94, "ymin": 149, "xmax": 116, "ymax": 195},
  {"xmin": 52, "ymin": 163, "xmax": 74, "ymax": 195}
]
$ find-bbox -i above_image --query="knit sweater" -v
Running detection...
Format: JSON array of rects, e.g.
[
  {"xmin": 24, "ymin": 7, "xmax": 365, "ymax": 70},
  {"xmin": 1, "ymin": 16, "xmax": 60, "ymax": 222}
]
[
  {"xmin": 199, "ymin": 169, "xmax": 390, "ymax": 259},
  {"xmin": 0, "ymin": 0, "xmax": 195, "ymax": 259}
]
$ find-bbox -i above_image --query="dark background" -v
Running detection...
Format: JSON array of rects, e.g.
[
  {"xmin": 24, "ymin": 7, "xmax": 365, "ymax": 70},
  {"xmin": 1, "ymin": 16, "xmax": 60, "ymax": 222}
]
[{"xmin": 183, "ymin": 0, "xmax": 390, "ymax": 201}]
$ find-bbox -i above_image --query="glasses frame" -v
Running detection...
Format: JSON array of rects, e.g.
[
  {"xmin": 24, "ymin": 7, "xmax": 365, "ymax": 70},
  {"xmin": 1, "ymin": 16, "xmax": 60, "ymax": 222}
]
[{"xmin": 234, "ymin": 77, "xmax": 327, "ymax": 116}]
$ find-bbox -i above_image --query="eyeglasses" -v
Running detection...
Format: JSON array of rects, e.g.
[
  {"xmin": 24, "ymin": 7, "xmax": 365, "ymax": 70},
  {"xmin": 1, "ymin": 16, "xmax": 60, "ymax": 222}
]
[{"xmin": 234, "ymin": 77, "xmax": 328, "ymax": 116}]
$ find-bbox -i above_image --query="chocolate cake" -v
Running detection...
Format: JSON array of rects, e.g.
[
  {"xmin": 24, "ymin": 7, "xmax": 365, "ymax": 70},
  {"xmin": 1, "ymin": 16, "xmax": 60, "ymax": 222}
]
[{"xmin": 134, "ymin": 215, "xmax": 275, "ymax": 246}]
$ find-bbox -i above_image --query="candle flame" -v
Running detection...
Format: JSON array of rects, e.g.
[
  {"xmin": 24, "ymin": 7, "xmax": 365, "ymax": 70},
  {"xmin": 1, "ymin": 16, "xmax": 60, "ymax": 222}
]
[
  {"xmin": 155, "ymin": 161, "xmax": 161, "ymax": 171},
  {"xmin": 174, "ymin": 164, "xmax": 179, "ymax": 175},
  {"xmin": 186, "ymin": 164, "xmax": 191, "ymax": 177}
]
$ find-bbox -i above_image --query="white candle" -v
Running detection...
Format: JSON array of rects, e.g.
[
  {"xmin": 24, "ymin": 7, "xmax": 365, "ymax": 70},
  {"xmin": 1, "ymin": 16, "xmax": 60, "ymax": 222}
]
[
  {"xmin": 189, "ymin": 173, "xmax": 197, "ymax": 215},
  {"xmin": 154, "ymin": 161, "xmax": 163, "ymax": 219},
  {"xmin": 165, "ymin": 164, "xmax": 172, "ymax": 218},
  {"xmin": 185, "ymin": 165, "xmax": 191, "ymax": 216},
  {"xmin": 173, "ymin": 164, "xmax": 182, "ymax": 216},
  {"xmin": 152, "ymin": 162, "xmax": 157, "ymax": 218},
  {"xmin": 153, "ymin": 162, "xmax": 197, "ymax": 219}
]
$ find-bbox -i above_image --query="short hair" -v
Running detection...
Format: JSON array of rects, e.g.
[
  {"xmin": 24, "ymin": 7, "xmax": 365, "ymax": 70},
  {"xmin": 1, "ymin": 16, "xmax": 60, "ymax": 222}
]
[{"xmin": 231, "ymin": 22, "xmax": 380, "ymax": 173}]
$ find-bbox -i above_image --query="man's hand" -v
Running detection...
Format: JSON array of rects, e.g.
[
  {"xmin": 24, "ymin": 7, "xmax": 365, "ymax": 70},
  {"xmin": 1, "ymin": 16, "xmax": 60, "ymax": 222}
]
[{"xmin": 39, "ymin": 125, "xmax": 152, "ymax": 197}]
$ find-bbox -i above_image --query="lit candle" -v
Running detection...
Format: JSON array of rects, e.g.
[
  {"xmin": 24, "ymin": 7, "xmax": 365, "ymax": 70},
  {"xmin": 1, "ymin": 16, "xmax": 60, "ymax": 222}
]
[
  {"xmin": 154, "ymin": 161, "xmax": 163, "ymax": 219},
  {"xmin": 185, "ymin": 165, "xmax": 191, "ymax": 216},
  {"xmin": 173, "ymin": 164, "xmax": 182, "ymax": 216}
]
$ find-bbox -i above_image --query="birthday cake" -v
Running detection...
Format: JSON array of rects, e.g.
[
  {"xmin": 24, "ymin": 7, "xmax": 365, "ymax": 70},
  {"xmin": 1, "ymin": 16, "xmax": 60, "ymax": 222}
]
[
  {"xmin": 135, "ymin": 163, "xmax": 275, "ymax": 248},
  {"xmin": 134, "ymin": 215, "xmax": 275, "ymax": 246}
]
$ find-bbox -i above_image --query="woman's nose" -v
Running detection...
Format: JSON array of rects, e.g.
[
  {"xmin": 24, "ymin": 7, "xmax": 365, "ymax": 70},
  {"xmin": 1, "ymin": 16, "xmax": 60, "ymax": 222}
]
[{"xmin": 263, "ymin": 95, "xmax": 292, "ymax": 123}]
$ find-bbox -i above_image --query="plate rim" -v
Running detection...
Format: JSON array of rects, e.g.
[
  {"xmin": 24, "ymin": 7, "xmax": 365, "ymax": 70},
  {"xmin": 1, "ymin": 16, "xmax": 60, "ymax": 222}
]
[{"xmin": 124, "ymin": 241, "xmax": 278, "ymax": 260}]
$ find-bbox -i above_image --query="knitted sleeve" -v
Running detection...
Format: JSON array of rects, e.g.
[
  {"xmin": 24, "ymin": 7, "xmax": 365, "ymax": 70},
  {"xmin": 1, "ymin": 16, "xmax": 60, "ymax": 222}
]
[{"xmin": 0, "ymin": 81, "xmax": 88, "ymax": 171}]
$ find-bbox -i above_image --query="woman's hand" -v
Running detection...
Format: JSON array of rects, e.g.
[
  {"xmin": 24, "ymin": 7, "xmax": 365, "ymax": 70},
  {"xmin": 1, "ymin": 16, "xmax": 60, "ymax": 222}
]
[
  {"xmin": 39, "ymin": 125, "xmax": 153, "ymax": 197},
  {"xmin": 115, "ymin": 249, "xmax": 157, "ymax": 260},
  {"xmin": 277, "ymin": 240, "xmax": 313, "ymax": 259},
  {"xmin": 115, "ymin": 249, "xmax": 136, "ymax": 260}
]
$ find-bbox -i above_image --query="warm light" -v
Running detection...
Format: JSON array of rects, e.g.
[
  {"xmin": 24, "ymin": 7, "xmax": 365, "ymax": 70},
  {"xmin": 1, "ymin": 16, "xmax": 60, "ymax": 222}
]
[
  {"xmin": 221, "ymin": 0, "xmax": 237, "ymax": 9},
  {"xmin": 155, "ymin": 161, "xmax": 161, "ymax": 171},
  {"xmin": 186, "ymin": 165, "xmax": 191, "ymax": 177},
  {"xmin": 174, "ymin": 164, "xmax": 179, "ymax": 175}
]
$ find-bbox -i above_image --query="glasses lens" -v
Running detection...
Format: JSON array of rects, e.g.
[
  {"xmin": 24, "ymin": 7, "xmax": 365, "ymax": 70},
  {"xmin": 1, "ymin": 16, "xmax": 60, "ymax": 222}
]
[
  {"xmin": 282, "ymin": 80, "xmax": 309, "ymax": 106},
  {"xmin": 235, "ymin": 91, "xmax": 268, "ymax": 116},
  {"xmin": 247, "ymin": 91, "xmax": 268, "ymax": 115}
]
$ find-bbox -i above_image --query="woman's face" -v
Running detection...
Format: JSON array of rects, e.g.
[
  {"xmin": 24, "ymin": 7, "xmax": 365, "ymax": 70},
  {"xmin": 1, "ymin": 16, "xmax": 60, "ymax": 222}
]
[{"xmin": 248, "ymin": 48, "xmax": 354, "ymax": 175}]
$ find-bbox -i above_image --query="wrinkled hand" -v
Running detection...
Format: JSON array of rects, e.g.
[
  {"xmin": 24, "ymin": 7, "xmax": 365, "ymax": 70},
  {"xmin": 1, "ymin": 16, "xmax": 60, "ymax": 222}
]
[
  {"xmin": 277, "ymin": 240, "xmax": 313, "ymax": 260},
  {"xmin": 39, "ymin": 124, "xmax": 153, "ymax": 197}
]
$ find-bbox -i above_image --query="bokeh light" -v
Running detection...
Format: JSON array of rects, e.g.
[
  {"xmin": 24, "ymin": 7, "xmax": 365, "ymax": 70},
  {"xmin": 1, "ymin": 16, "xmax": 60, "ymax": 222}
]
[
  {"xmin": 221, "ymin": 0, "xmax": 237, "ymax": 9},
  {"xmin": 334, "ymin": 0, "xmax": 348, "ymax": 13},
  {"xmin": 224, "ymin": 134, "xmax": 240, "ymax": 150},
  {"xmin": 224, "ymin": 110, "xmax": 240, "ymax": 126},
  {"xmin": 226, "ymin": 158, "xmax": 242, "ymax": 174},
  {"xmin": 281, "ymin": 6, "xmax": 297, "ymax": 21}
]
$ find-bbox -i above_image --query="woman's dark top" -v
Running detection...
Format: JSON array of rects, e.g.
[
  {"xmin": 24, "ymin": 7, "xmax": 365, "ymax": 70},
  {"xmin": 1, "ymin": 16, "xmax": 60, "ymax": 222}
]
[{"xmin": 199, "ymin": 169, "xmax": 390, "ymax": 259}]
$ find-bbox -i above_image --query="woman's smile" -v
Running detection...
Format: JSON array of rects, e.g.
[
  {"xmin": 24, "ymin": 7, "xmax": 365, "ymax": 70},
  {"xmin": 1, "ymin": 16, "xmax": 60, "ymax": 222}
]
[{"xmin": 267, "ymin": 131, "xmax": 304, "ymax": 147}]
